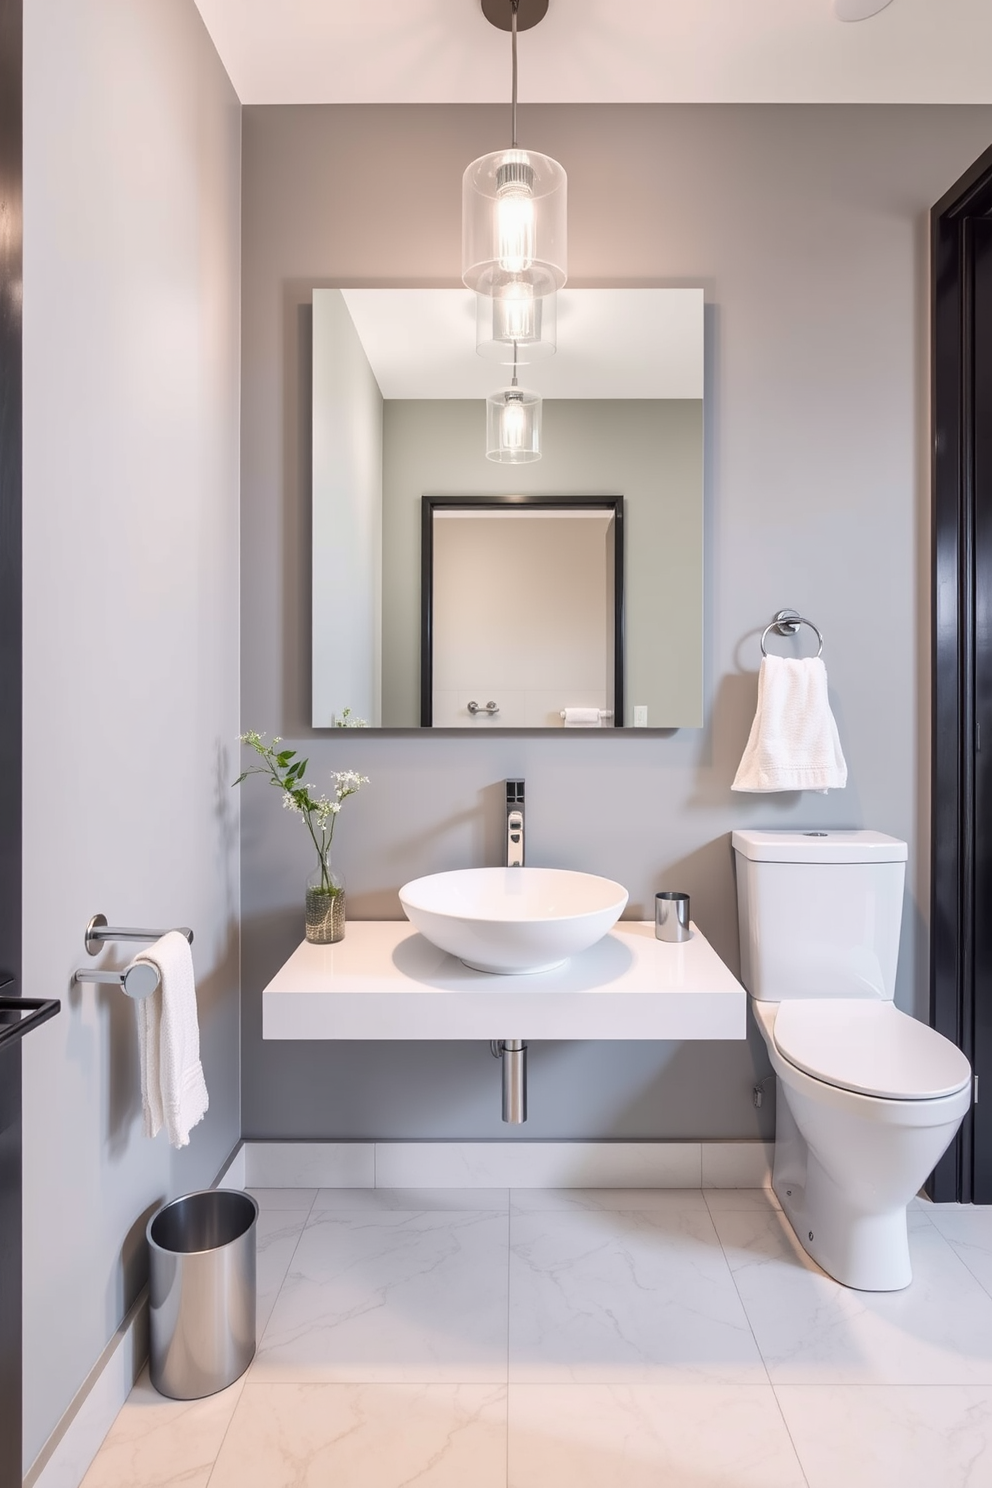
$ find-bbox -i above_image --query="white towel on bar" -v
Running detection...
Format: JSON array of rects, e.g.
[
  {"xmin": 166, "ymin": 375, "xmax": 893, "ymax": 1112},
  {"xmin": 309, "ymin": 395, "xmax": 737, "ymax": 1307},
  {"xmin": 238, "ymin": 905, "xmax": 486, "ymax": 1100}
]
[
  {"xmin": 562, "ymin": 708, "xmax": 603, "ymax": 728},
  {"xmin": 732, "ymin": 655, "xmax": 848, "ymax": 793},
  {"xmin": 130, "ymin": 931, "xmax": 209, "ymax": 1148}
]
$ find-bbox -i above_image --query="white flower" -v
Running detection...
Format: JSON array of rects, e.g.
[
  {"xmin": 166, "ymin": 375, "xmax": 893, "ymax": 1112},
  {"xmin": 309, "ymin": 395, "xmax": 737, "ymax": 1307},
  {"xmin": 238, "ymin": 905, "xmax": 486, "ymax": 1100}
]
[{"xmin": 331, "ymin": 770, "xmax": 370, "ymax": 799}]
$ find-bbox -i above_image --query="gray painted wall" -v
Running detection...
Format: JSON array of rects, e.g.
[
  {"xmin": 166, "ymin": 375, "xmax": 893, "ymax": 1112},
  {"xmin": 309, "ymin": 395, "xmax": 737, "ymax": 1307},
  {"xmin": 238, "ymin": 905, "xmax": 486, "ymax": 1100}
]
[
  {"xmin": 379, "ymin": 399, "xmax": 704, "ymax": 728},
  {"xmin": 22, "ymin": 1, "xmax": 241, "ymax": 1469},
  {"xmin": 241, "ymin": 103, "xmax": 992, "ymax": 1141}
]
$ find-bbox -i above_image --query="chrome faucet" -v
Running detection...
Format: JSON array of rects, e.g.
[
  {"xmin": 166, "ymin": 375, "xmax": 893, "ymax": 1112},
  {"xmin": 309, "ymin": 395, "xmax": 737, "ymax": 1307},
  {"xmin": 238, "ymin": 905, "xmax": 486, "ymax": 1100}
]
[{"xmin": 505, "ymin": 779, "xmax": 525, "ymax": 866}]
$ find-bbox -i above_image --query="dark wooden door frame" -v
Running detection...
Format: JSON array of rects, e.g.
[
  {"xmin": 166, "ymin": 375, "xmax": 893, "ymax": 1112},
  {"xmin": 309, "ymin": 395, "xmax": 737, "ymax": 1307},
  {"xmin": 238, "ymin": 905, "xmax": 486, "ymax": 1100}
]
[{"xmin": 931, "ymin": 141, "xmax": 992, "ymax": 1204}]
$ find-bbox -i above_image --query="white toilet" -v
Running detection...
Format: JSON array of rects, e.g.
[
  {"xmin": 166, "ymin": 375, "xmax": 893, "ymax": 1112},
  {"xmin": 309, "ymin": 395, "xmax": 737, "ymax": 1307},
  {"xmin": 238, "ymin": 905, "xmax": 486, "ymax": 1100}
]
[{"xmin": 732, "ymin": 828, "xmax": 972, "ymax": 1292}]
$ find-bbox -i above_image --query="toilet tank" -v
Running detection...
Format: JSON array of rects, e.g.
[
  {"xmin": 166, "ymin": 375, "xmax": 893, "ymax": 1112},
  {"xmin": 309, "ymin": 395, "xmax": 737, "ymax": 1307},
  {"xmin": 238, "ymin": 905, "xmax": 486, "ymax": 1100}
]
[{"xmin": 732, "ymin": 830, "xmax": 908, "ymax": 1001}]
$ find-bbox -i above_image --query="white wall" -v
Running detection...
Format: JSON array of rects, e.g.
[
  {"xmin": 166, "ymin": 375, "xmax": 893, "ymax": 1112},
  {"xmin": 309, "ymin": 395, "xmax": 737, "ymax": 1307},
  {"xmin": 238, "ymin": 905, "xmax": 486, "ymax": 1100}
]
[
  {"xmin": 21, "ymin": 0, "xmax": 241, "ymax": 1471},
  {"xmin": 311, "ymin": 289, "xmax": 382, "ymax": 727}
]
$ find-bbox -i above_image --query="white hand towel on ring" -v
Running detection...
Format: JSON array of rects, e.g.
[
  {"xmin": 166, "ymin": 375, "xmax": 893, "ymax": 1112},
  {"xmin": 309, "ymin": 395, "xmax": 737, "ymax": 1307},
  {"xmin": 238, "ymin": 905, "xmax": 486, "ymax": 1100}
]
[
  {"xmin": 732, "ymin": 655, "xmax": 847, "ymax": 793},
  {"xmin": 129, "ymin": 930, "xmax": 209, "ymax": 1148}
]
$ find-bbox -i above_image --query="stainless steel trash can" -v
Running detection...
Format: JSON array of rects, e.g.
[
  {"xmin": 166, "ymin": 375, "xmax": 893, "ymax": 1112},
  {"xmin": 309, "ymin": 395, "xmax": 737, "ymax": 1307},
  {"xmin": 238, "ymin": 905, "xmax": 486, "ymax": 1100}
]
[{"xmin": 147, "ymin": 1189, "xmax": 258, "ymax": 1399}]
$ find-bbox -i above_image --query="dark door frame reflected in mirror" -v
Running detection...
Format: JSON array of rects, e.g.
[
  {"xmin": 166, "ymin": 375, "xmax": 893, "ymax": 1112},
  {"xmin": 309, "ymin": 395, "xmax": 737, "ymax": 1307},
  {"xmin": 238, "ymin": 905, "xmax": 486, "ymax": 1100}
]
[{"xmin": 420, "ymin": 494, "xmax": 625, "ymax": 729}]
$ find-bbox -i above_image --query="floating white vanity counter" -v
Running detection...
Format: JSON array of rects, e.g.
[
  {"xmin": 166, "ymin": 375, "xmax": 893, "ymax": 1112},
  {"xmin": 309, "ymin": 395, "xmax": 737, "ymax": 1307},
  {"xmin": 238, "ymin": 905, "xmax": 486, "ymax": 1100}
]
[{"xmin": 262, "ymin": 920, "xmax": 745, "ymax": 1041}]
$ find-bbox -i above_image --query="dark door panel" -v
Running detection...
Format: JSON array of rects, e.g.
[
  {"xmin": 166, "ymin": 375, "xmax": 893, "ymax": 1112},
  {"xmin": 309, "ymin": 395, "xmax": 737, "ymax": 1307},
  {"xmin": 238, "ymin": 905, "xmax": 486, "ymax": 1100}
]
[
  {"xmin": 932, "ymin": 144, "xmax": 992, "ymax": 1204},
  {"xmin": 971, "ymin": 217, "xmax": 992, "ymax": 1201}
]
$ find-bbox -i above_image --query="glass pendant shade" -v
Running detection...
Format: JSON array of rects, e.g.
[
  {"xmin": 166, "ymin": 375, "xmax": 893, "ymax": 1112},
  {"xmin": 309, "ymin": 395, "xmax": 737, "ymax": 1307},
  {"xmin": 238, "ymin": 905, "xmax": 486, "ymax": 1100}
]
[
  {"xmin": 486, "ymin": 385, "xmax": 542, "ymax": 463},
  {"xmin": 476, "ymin": 284, "xmax": 556, "ymax": 362},
  {"xmin": 463, "ymin": 148, "xmax": 567, "ymax": 299}
]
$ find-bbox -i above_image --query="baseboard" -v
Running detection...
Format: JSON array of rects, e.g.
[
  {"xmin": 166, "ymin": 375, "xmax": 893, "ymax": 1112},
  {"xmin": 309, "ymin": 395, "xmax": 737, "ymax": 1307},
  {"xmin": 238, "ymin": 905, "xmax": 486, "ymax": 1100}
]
[
  {"xmin": 24, "ymin": 1141, "xmax": 252, "ymax": 1488},
  {"xmin": 245, "ymin": 1141, "xmax": 375, "ymax": 1188},
  {"xmin": 24, "ymin": 1287, "xmax": 148, "ymax": 1488},
  {"xmin": 241, "ymin": 1140, "xmax": 774, "ymax": 1191},
  {"xmin": 216, "ymin": 1138, "xmax": 246, "ymax": 1190}
]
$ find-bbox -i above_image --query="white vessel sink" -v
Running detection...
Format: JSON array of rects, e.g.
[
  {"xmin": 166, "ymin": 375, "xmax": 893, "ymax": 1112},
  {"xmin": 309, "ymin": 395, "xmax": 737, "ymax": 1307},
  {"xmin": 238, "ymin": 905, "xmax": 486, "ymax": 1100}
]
[{"xmin": 398, "ymin": 867, "xmax": 629, "ymax": 975}]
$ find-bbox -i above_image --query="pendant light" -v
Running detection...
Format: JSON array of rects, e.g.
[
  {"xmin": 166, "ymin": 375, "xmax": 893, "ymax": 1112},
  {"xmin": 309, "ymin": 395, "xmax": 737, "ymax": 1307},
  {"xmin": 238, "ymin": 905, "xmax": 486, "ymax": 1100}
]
[
  {"xmin": 486, "ymin": 349, "xmax": 542, "ymax": 463},
  {"xmin": 475, "ymin": 283, "xmax": 556, "ymax": 363},
  {"xmin": 462, "ymin": 0, "xmax": 566, "ymax": 305}
]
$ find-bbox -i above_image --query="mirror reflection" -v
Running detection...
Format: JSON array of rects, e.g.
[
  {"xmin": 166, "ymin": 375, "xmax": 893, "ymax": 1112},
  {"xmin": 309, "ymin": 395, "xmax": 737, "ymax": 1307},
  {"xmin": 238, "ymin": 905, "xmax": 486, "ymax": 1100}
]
[
  {"xmin": 312, "ymin": 288, "xmax": 704, "ymax": 729},
  {"xmin": 423, "ymin": 496, "xmax": 623, "ymax": 729}
]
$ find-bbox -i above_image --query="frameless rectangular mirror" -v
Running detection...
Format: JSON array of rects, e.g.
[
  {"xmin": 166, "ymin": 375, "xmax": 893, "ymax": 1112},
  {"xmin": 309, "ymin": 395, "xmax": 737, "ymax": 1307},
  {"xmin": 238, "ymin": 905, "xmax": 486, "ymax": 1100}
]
[{"xmin": 312, "ymin": 288, "xmax": 704, "ymax": 729}]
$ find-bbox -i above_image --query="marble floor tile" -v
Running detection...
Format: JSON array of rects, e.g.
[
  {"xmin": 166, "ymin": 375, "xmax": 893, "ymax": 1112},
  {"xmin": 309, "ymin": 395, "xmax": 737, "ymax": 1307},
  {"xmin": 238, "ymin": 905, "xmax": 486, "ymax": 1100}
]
[
  {"xmin": 508, "ymin": 1383, "xmax": 808, "ymax": 1488},
  {"xmin": 926, "ymin": 1204, "xmax": 992, "ymax": 1299},
  {"xmin": 208, "ymin": 1381, "xmax": 507, "ymax": 1488},
  {"xmin": 311, "ymin": 1186, "xmax": 510, "ymax": 1214},
  {"xmin": 510, "ymin": 1187, "xmax": 709, "ymax": 1214},
  {"xmin": 509, "ymin": 1206, "xmax": 767, "ymax": 1385},
  {"xmin": 78, "ymin": 1368, "xmax": 243, "ymax": 1488},
  {"xmin": 252, "ymin": 1208, "xmax": 510, "ymax": 1382},
  {"xmin": 256, "ymin": 1208, "xmax": 311, "ymax": 1335},
  {"xmin": 703, "ymin": 1187, "xmax": 783, "ymax": 1214},
  {"xmin": 247, "ymin": 1188, "xmax": 317, "ymax": 1213},
  {"xmin": 713, "ymin": 1208, "xmax": 992, "ymax": 1384},
  {"xmin": 776, "ymin": 1384, "xmax": 992, "ymax": 1488}
]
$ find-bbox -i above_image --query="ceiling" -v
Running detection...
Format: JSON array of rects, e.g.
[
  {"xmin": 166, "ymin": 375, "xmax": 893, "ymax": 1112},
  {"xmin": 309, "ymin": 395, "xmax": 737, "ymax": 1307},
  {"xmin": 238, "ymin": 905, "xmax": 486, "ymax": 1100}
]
[
  {"xmin": 337, "ymin": 290, "xmax": 704, "ymax": 400},
  {"xmin": 192, "ymin": 0, "xmax": 992, "ymax": 107}
]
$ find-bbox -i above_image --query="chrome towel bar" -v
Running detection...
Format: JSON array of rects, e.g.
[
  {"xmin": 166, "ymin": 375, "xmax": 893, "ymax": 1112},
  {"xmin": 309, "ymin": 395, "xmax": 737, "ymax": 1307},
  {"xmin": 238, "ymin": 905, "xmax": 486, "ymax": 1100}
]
[
  {"xmin": 83, "ymin": 914, "xmax": 193, "ymax": 955},
  {"xmin": 73, "ymin": 915, "xmax": 194, "ymax": 1002}
]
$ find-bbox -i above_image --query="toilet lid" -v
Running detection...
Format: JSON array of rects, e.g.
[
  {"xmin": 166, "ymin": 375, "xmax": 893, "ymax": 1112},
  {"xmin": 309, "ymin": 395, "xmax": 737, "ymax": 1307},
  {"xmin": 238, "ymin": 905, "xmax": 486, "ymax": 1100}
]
[{"xmin": 773, "ymin": 1001, "xmax": 972, "ymax": 1100}]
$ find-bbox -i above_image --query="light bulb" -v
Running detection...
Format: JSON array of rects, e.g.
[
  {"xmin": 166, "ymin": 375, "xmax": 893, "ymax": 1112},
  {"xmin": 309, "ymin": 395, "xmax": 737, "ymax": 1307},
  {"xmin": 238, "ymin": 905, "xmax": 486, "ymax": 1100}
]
[
  {"xmin": 462, "ymin": 150, "xmax": 566, "ymax": 297},
  {"xmin": 486, "ymin": 384, "xmax": 541, "ymax": 462},
  {"xmin": 494, "ymin": 282, "xmax": 537, "ymax": 344},
  {"xmin": 501, "ymin": 392, "xmax": 527, "ymax": 450},
  {"xmin": 476, "ymin": 285, "xmax": 555, "ymax": 363},
  {"xmin": 496, "ymin": 186, "xmax": 535, "ymax": 275}
]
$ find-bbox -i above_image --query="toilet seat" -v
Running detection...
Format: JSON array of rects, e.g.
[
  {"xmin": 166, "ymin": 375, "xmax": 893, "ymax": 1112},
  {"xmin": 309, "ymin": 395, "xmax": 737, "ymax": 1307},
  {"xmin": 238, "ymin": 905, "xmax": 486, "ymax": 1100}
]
[{"xmin": 772, "ymin": 1000, "xmax": 971, "ymax": 1101}]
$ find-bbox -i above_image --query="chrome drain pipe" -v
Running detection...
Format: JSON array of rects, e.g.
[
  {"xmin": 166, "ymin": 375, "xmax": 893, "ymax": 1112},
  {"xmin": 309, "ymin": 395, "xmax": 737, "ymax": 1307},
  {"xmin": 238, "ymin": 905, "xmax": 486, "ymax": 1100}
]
[
  {"xmin": 491, "ymin": 1039, "xmax": 528, "ymax": 1123},
  {"xmin": 502, "ymin": 1039, "xmax": 528, "ymax": 1123}
]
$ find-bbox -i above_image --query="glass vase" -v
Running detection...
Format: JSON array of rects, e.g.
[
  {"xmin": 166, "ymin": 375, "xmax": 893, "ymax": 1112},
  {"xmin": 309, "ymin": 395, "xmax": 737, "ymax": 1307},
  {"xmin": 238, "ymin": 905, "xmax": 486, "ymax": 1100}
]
[{"xmin": 305, "ymin": 864, "xmax": 346, "ymax": 944}]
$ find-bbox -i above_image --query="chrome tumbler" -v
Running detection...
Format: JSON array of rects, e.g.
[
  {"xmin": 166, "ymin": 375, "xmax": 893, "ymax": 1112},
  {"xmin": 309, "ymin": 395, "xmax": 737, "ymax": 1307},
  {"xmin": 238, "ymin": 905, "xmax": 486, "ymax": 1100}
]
[{"xmin": 655, "ymin": 891, "xmax": 691, "ymax": 942}]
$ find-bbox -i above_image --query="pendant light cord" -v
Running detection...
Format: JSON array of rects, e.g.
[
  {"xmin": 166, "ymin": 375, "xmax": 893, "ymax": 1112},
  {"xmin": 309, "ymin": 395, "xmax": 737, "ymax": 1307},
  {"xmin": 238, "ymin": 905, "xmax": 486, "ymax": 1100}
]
[{"xmin": 510, "ymin": 0, "xmax": 519, "ymax": 148}]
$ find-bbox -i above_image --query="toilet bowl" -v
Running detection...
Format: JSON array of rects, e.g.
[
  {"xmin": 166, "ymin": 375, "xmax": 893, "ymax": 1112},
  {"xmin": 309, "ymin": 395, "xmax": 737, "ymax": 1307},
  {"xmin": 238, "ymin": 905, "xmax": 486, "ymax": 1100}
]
[
  {"xmin": 752, "ymin": 998, "xmax": 971, "ymax": 1290},
  {"xmin": 733, "ymin": 829, "xmax": 972, "ymax": 1292}
]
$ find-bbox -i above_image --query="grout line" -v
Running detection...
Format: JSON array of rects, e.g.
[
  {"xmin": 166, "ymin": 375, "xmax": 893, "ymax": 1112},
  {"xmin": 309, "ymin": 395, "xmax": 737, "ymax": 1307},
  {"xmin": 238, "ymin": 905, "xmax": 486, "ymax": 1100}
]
[
  {"xmin": 768, "ymin": 1384, "xmax": 812, "ymax": 1488},
  {"xmin": 917, "ymin": 1219, "xmax": 992, "ymax": 1303},
  {"xmin": 202, "ymin": 1374, "xmax": 249, "ymax": 1488},
  {"xmin": 249, "ymin": 1201, "xmax": 316, "ymax": 1372},
  {"xmin": 712, "ymin": 1212, "xmax": 776, "ymax": 1394},
  {"xmin": 721, "ymin": 1247, "xmax": 815, "ymax": 1487}
]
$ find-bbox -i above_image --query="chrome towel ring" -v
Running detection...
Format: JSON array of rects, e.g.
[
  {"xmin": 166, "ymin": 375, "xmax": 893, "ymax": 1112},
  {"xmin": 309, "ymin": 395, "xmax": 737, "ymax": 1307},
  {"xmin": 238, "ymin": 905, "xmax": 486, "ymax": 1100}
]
[{"xmin": 760, "ymin": 608, "xmax": 824, "ymax": 658}]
